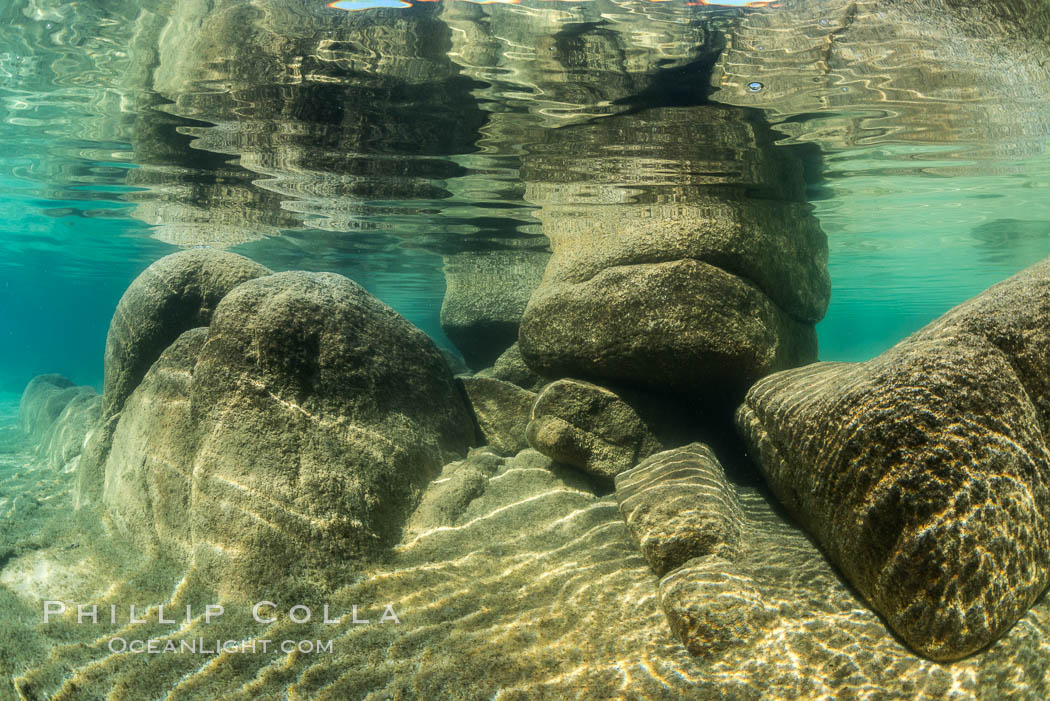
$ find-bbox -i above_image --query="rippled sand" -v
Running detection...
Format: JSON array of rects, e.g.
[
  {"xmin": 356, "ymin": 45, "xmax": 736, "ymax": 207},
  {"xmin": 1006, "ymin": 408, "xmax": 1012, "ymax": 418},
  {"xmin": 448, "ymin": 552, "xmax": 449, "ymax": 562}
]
[{"xmin": 3, "ymin": 427, "xmax": 1048, "ymax": 699}]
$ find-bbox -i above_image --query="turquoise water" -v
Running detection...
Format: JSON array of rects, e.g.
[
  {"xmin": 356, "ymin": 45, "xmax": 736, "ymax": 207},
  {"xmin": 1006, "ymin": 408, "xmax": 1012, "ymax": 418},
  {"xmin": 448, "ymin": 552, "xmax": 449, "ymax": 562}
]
[
  {"xmin": 3, "ymin": 0, "xmax": 1050, "ymax": 696},
  {"xmin": 1, "ymin": 0, "xmax": 1048, "ymax": 396}
]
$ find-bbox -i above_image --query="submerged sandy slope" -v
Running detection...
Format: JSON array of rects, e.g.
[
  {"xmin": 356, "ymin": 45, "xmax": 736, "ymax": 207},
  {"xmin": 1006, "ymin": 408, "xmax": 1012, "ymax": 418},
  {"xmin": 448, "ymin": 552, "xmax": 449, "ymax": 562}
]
[{"xmin": 2, "ymin": 433, "xmax": 1049, "ymax": 700}]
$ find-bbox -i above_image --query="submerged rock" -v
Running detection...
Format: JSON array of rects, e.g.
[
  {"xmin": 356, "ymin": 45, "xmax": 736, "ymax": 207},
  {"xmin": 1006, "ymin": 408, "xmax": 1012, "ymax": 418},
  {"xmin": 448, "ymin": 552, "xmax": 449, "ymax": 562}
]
[
  {"xmin": 616, "ymin": 443, "xmax": 744, "ymax": 576},
  {"xmin": 521, "ymin": 259, "xmax": 818, "ymax": 396},
  {"xmin": 518, "ymin": 106, "xmax": 828, "ymax": 398},
  {"xmin": 403, "ymin": 447, "xmax": 504, "ymax": 535},
  {"xmin": 18, "ymin": 374, "xmax": 100, "ymax": 472},
  {"xmin": 659, "ymin": 556, "xmax": 777, "ymax": 658},
  {"xmin": 58, "ymin": 251, "xmax": 476, "ymax": 597},
  {"xmin": 737, "ymin": 256, "xmax": 1050, "ymax": 660},
  {"xmin": 459, "ymin": 377, "xmax": 535, "ymax": 456},
  {"xmin": 190, "ymin": 271, "xmax": 475, "ymax": 595},
  {"xmin": 525, "ymin": 379, "xmax": 666, "ymax": 479},
  {"xmin": 488, "ymin": 342, "xmax": 545, "ymax": 392},
  {"xmin": 101, "ymin": 249, "xmax": 271, "ymax": 419},
  {"xmin": 102, "ymin": 328, "xmax": 206, "ymax": 559}
]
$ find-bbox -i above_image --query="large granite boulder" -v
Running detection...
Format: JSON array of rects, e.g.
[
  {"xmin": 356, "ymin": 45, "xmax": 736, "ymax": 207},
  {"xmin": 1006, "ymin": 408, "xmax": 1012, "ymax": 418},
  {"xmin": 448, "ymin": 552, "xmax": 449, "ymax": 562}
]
[
  {"xmin": 19, "ymin": 374, "xmax": 101, "ymax": 472},
  {"xmin": 188, "ymin": 271, "xmax": 476, "ymax": 595},
  {"xmin": 102, "ymin": 328, "xmax": 206, "ymax": 559},
  {"xmin": 737, "ymin": 257, "xmax": 1050, "ymax": 660},
  {"xmin": 102, "ymin": 249, "xmax": 272, "ymax": 419},
  {"xmin": 518, "ymin": 106, "xmax": 828, "ymax": 397},
  {"xmin": 616, "ymin": 443, "xmax": 745, "ymax": 576}
]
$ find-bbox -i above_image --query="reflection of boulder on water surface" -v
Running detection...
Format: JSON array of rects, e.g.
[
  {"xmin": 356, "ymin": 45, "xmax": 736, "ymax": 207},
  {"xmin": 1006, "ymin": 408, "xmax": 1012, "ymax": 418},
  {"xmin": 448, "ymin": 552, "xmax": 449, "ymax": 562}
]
[
  {"xmin": 440, "ymin": 236, "xmax": 551, "ymax": 370},
  {"xmin": 126, "ymin": 0, "xmax": 487, "ymax": 246},
  {"xmin": 712, "ymin": 0, "xmax": 1050, "ymax": 156},
  {"xmin": 518, "ymin": 105, "xmax": 830, "ymax": 398},
  {"xmin": 434, "ymin": 0, "xmax": 724, "ymax": 366}
]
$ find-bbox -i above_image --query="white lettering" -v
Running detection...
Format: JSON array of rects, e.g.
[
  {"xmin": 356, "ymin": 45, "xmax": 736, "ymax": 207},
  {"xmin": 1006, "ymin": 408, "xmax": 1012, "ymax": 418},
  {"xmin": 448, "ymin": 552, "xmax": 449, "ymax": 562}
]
[
  {"xmin": 43, "ymin": 600, "xmax": 66, "ymax": 623},
  {"xmin": 289, "ymin": 605, "xmax": 311, "ymax": 624},
  {"xmin": 253, "ymin": 601, "xmax": 277, "ymax": 624},
  {"xmin": 78, "ymin": 604, "xmax": 98, "ymax": 624},
  {"xmin": 205, "ymin": 604, "xmax": 224, "ymax": 624},
  {"xmin": 323, "ymin": 605, "xmax": 341, "ymax": 624},
  {"xmin": 380, "ymin": 605, "xmax": 401, "ymax": 624}
]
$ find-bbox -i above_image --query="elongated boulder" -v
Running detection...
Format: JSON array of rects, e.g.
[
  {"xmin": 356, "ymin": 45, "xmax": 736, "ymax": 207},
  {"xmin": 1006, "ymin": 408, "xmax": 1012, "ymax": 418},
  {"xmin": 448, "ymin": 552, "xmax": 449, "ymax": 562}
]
[
  {"xmin": 189, "ymin": 271, "xmax": 476, "ymax": 596},
  {"xmin": 736, "ymin": 257, "xmax": 1050, "ymax": 661},
  {"xmin": 102, "ymin": 249, "xmax": 272, "ymax": 418},
  {"xmin": 616, "ymin": 443, "xmax": 744, "ymax": 576}
]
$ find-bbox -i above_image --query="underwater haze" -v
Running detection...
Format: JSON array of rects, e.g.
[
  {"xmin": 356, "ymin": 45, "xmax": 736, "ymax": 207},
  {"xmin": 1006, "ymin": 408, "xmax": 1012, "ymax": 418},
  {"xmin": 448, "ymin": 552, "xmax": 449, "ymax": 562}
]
[{"xmin": 4, "ymin": 0, "xmax": 1050, "ymax": 698}]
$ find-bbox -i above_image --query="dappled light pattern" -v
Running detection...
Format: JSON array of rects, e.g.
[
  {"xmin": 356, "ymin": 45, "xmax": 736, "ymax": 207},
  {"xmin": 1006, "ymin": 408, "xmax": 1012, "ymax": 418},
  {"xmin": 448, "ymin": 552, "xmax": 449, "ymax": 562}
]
[{"xmin": 5, "ymin": 437, "xmax": 1050, "ymax": 699}]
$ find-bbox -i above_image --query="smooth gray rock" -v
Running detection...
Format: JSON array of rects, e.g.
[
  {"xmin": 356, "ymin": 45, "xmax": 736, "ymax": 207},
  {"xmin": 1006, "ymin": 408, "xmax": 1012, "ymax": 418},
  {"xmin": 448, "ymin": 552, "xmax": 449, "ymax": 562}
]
[
  {"xmin": 616, "ymin": 443, "xmax": 744, "ymax": 576},
  {"xmin": 460, "ymin": 377, "xmax": 536, "ymax": 456},
  {"xmin": 737, "ymin": 256, "xmax": 1050, "ymax": 661},
  {"xmin": 102, "ymin": 249, "xmax": 271, "ymax": 418},
  {"xmin": 525, "ymin": 379, "xmax": 664, "ymax": 479},
  {"xmin": 189, "ymin": 271, "xmax": 476, "ymax": 596}
]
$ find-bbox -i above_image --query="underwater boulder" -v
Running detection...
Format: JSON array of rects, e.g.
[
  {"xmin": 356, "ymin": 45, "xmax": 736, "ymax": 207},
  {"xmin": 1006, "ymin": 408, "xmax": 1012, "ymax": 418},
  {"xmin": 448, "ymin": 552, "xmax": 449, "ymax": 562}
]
[
  {"xmin": 18, "ymin": 374, "xmax": 101, "ymax": 472},
  {"xmin": 517, "ymin": 105, "xmax": 828, "ymax": 398},
  {"xmin": 102, "ymin": 249, "xmax": 272, "ymax": 419},
  {"xmin": 101, "ymin": 328, "xmax": 206, "ymax": 559},
  {"xmin": 19, "ymin": 374, "xmax": 77, "ymax": 439},
  {"xmin": 488, "ymin": 342, "xmax": 545, "ymax": 392},
  {"xmin": 616, "ymin": 443, "xmax": 745, "ymax": 577},
  {"xmin": 737, "ymin": 256, "xmax": 1050, "ymax": 660},
  {"xmin": 459, "ymin": 377, "xmax": 536, "ymax": 456},
  {"xmin": 188, "ymin": 271, "xmax": 475, "ymax": 596},
  {"xmin": 659, "ymin": 555, "xmax": 778, "ymax": 658},
  {"xmin": 403, "ymin": 447, "xmax": 504, "ymax": 536},
  {"xmin": 521, "ymin": 259, "xmax": 818, "ymax": 398},
  {"xmin": 525, "ymin": 379, "xmax": 666, "ymax": 480}
]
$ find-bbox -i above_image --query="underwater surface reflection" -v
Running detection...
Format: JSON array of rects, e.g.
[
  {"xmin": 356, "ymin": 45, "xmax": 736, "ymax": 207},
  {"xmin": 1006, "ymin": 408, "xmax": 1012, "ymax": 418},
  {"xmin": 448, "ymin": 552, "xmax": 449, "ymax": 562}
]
[{"xmin": 3, "ymin": 0, "xmax": 1050, "ymax": 697}]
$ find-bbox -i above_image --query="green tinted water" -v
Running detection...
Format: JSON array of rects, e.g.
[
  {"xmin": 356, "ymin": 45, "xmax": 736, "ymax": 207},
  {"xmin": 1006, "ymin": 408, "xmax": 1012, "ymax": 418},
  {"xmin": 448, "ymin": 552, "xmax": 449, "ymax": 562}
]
[{"xmin": 2, "ymin": 0, "xmax": 1050, "ymax": 696}]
